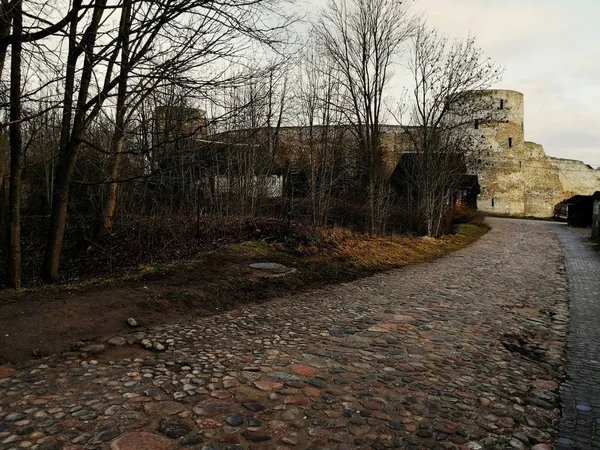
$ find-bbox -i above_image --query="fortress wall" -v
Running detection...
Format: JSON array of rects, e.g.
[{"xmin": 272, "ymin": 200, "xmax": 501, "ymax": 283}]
[
  {"xmin": 550, "ymin": 157, "xmax": 600, "ymax": 197},
  {"xmin": 520, "ymin": 143, "xmax": 563, "ymax": 217},
  {"xmin": 478, "ymin": 165, "xmax": 525, "ymax": 215},
  {"xmin": 476, "ymin": 90, "xmax": 527, "ymax": 215},
  {"xmin": 486, "ymin": 90, "xmax": 525, "ymax": 126},
  {"xmin": 524, "ymin": 142, "xmax": 546, "ymax": 159},
  {"xmin": 270, "ymin": 125, "xmax": 411, "ymax": 178},
  {"xmin": 380, "ymin": 127, "xmax": 413, "ymax": 177},
  {"xmin": 210, "ymin": 90, "xmax": 600, "ymax": 218},
  {"xmin": 475, "ymin": 90, "xmax": 600, "ymax": 218}
]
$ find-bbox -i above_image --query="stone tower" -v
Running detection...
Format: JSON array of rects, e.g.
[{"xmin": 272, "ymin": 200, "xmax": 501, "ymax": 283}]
[{"xmin": 473, "ymin": 90, "xmax": 563, "ymax": 216}]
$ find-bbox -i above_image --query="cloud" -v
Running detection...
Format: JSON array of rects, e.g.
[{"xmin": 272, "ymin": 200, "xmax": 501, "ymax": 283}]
[
  {"xmin": 416, "ymin": 0, "xmax": 566, "ymax": 59},
  {"xmin": 301, "ymin": 0, "xmax": 600, "ymax": 165},
  {"xmin": 418, "ymin": 0, "xmax": 600, "ymax": 165}
]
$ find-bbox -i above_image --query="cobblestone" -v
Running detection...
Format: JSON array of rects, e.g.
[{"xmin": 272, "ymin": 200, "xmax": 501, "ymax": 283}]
[
  {"xmin": 553, "ymin": 224, "xmax": 600, "ymax": 449},
  {"xmin": 0, "ymin": 218, "xmax": 568, "ymax": 449}
]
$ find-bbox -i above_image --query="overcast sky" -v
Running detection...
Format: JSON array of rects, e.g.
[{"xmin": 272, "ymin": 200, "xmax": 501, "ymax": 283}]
[
  {"xmin": 303, "ymin": 0, "xmax": 600, "ymax": 167},
  {"xmin": 417, "ymin": 0, "xmax": 600, "ymax": 167}
]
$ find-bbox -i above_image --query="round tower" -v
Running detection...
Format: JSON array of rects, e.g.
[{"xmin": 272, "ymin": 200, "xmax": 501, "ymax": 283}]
[
  {"xmin": 474, "ymin": 89, "xmax": 525, "ymax": 155},
  {"xmin": 474, "ymin": 90, "xmax": 527, "ymax": 215}
]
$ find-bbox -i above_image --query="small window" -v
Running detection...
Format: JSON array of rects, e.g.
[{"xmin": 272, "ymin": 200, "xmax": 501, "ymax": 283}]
[
  {"xmin": 500, "ymin": 99, "xmax": 504, "ymax": 109},
  {"xmin": 508, "ymin": 137, "xmax": 513, "ymax": 148},
  {"xmin": 491, "ymin": 198, "xmax": 495, "ymax": 208},
  {"xmin": 474, "ymin": 119, "xmax": 479, "ymax": 130}
]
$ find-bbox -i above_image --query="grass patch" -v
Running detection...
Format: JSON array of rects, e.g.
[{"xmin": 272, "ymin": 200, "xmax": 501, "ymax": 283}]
[
  {"xmin": 304, "ymin": 223, "xmax": 488, "ymax": 275},
  {"xmin": 163, "ymin": 223, "xmax": 490, "ymax": 301},
  {"xmin": 2, "ymin": 224, "xmax": 488, "ymax": 303}
]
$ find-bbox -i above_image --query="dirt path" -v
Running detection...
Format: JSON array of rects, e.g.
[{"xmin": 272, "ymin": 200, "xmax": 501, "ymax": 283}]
[{"xmin": 0, "ymin": 218, "xmax": 567, "ymax": 449}]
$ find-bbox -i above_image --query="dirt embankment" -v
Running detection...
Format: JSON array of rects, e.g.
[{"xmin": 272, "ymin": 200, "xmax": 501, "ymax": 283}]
[{"xmin": 0, "ymin": 224, "xmax": 488, "ymax": 365}]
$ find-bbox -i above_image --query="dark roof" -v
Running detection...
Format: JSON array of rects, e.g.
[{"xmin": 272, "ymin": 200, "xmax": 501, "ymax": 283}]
[
  {"xmin": 559, "ymin": 195, "xmax": 593, "ymax": 206},
  {"xmin": 592, "ymin": 191, "xmax": 600, "ymax": 200},
  {"xmin": 457, "ymin": 175, "xmax": 480, "ymax": 190}
]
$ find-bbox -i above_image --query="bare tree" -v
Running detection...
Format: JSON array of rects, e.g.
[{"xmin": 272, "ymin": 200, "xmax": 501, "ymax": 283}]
[
  {"xmin": 41, "ymin": 0, "xmax": 109, "ymax": 283},
  {"xmin": 1, "ymin": 0, "xmax": 80, "ymax": 287},
  {"xmin": 294, "ymin": 41, "xmax": 347, "ymax": 226},
  {"xmin": 314, "ymin": 0, "xmax": 416, "ymax": 232},
  {"xmin": 99, "ymin": 0, "xmax": 132, "ymax": 236},
  {"xmin": 40, "ymin": 0, "xmax": 295, "ymax": 283},
  {"xmin": 6, "ymin": 0, "xmax": 23, "ymax": 288},
  {"xmin": 0, "ymin": 0, "xmax": 10, "ymax": 79},
  {"xmin": 399, "ymin": 26, "xmax": 502, "ymax": 237}
]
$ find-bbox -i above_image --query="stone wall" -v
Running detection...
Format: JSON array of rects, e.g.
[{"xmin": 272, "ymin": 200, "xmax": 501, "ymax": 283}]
[
  {"xmin": 550, "ymin": 158, "xmax": 600, "ymax": 197},
  {"xmin": 208, "ymin": 90, "xmax": 600, "ymax": 217},
  {"xmin": 476, "ymin": 90, "xmax": 600, "ymax": 218},
  {"xmin": 217, "ymin": 125, "xmax": 413, "ymax": 179}
]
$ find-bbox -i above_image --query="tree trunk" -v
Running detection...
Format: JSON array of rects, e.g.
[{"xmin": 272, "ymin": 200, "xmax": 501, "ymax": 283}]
[
  {"xmin": 41, "ymin": 0, "xmax": 107, "ymax": 283},
  {"xmin": 101, "ymin": 132, "xmax": 123, "ymax": 236},
  {"xmin": 0, "ymin": 1, "xmax": 12, "ymax": 245},
  {"xmin": 100, "ymin": 0, "xmax": 132, "ymax": 236},
  {"xmin": 7, "ymin": 0, "xmax": 23, "ymax": 288},
  {"xmin": 41, "ymin": 139, "xmax": 80, "ymax": 283},
  {"xmin": 0, "ymin": 133, "xmax": 8, "ymax": 235},
  {"xmin": 0, "ymin": 0, "xmax": 10, "ymax": 80}
]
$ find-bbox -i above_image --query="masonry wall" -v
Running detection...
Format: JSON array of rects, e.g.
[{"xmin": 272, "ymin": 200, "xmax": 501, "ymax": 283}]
[
  {"xmin": 550, "ymin": 158, "xmax": 600, "ymax": 196},
  {"xmin": 476, "ymin": 90, "xmax": 528, "ymax": 215},
  {"xmin": 476, "ymin": 90, "xmax": 600, "ymax": 218},
  {"xmin": 209, "ymin": 90, "xmax": 600, "ymax": 218}
]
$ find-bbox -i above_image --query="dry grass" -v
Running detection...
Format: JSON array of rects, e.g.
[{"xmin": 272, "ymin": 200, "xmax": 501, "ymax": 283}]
[
  {"xmin": 1, "ymin": 224, "xmax": 488, "ymax": 305},
  {"xmin": 295, "ymin": 223, "xmax": 488, "ymax": 271}
]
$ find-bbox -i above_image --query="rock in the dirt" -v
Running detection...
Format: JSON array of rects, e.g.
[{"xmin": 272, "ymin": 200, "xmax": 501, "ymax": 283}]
[
  {"xmin": 180, "ymin": 434, "xmax": 204, "ymax": 446},
  {"xmin": 467, "ymin": 442, "xmax": 483, "ymax": 450},
  {"xmin": 37, "ymin": 442, "xmax": 62, "ymax": 450},
  {"xmin": 5, "ymin": 412, "xmax": 26, "ymax": 421},
  {"xmin": 242, "ymin": 431, "xmax": 272, "ymax": 442},
  {"xmin": 224, "ymin": 414, "xmax": 243, "ymax": 427},
  {"xmin": 141, "ymin": 339, "xmax": 153, "ymax": 350},
  {"xmin": 157, "ymin": 417, "xmax": 193, "ymax": 438},
  {"xmin": 249, "ymin": 262, "xmax": 289, "ymax": 271},
  {"xmin": 127, "ymin": 318, "xmax": 139, "ymax": 328},
  {"xmin": 110, "ymin": 432, "xmax": 171, "ymax": 450},
  {"xmin": 107, "ymin": 337, "xmax": 126, "ymax": 347},
  {"xmin": 0, "ymin": 366, "xmax": 16, "ymax": 379},
  {"xmin": 154, "ymin": 342, "xmax": 165, "ymax": 351},
  {"xmin": 130, "ymin": 332, "xmax": 146, "ymax": 342},
  {"xmin": 82, "ymin": 344, "xmax": 106, "ymax": 355}
]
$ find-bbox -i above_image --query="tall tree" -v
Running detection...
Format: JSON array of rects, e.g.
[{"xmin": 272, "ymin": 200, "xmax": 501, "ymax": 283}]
[
  {"xmin": 99, "ymin": 0, "xmax": 132, "ymax": 236},
  {"xmin": 400, "ymin": 26, "xmax": 502, "ymax": 237},
  {"xmin": 0, "ymin": 0, "xmax": 10, "ymax": 79},
  {"xmin": 41, "ymin": 0, "xmax": 295, "ymax": 282},
  {"xmin": 41, "ymin": 0, "xmax": 108, "ymax": 283},
  {"xmin": 7, "ymin": 0, "xmax": 23, "ymax": 288},
  {"xmin": 1, "ymin": 0, "xmax": 87, "ymax": 288},
  {"xmin": 295, "ymin": 41, "xmax": 346, "ymax": 226},
  {"xmin": 314, "ymin": 0, "xmax": 416, "ymax": 232}
]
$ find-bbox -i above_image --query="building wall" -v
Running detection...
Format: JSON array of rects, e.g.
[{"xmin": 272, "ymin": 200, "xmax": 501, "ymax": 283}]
[
  {"xmin": 476, "ymin": 90, "xmax": 600, "ymax": 217},
  {"xmin": 550, "ymin": 158, "xmax": 600, "ymax": 196},
  {"xmin": 224, "ymin": 125, "xmax": 413, "ymax": 179},
  {"xmin": 206, "ymin": 90, "xmax": 600, "ymax": 217},
  {"xmin": 475, "ymin": 90, "xmax": 527, "ymax": 215}
]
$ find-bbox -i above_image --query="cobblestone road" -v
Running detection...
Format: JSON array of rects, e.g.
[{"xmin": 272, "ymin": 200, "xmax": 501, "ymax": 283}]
[
  {"xmin": 0, "ymin": 219, "xmax": 569, "ymax": 450},
  {"xmin": 554, "ymin": 225, "xmax": 600, "ymax": 450}
]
